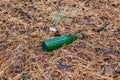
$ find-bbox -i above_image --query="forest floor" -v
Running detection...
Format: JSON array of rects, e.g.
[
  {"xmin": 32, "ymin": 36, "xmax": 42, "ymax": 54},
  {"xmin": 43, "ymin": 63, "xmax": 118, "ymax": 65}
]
[{"xmin": 0, "ymin": 0, "xmax": 120, "ymax": 80}]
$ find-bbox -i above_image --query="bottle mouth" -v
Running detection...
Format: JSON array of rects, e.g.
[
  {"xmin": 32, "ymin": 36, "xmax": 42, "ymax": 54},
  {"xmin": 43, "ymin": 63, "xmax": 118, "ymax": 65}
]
[{"xmin": 42, "ymin": 41, "xmax": 48, "ymax": 52}]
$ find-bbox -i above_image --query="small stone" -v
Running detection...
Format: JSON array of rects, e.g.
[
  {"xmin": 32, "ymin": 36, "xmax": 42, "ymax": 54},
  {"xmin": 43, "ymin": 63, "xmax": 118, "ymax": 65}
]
[
  {"xmin": 115, "ymin": 64, "xmax": 120, "ymax": 74},
  {"xmin": 115, "ymin": 68, "xmax": 120, "ymax": 74},
  {"xmin": 103, "ymin": 48, "xmax": 113, "ymax": 54},
  {"xmin": 15, "ymin": 65, "xmax": 21, "ymax": 73},
  {"xmin": 81, "ymin": 33, "xmax": 88, "ymax": 40},
  {"xmin": 100, "ymin": 66, "xmax": 114, "ymax": 76},
  {"xmin": 100, "ymin": 66, "xmax": 105, "ymax": 75},
  {"xmin": 31, "ymin": 57, "xmax": 36, "ymax": 62},
  {"xmin": 58, "ymin": 64, "xmax": 69, "ymax": 69},
  {"xmin": 79, "ymin": 42, "xmax": 86, "ymax": 49},
  {"xmin": 96, "ymin": 27, "xmax": 105, "ymax": 32},
  {"xmin": 30, "ymin": 54, "xmax": 37, "ymax": 62}
]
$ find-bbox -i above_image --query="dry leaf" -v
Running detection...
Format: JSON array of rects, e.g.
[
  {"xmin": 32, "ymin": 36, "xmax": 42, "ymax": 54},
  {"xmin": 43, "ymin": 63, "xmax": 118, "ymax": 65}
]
[
  {"xmin": 50, "ymin": 27, "xmax": 57, "ymax": 32},
  {"xmin": 83, "ymin": 70, "xmax": 91, "ymax": 75},
  {"xmin": 72, "ymin": 68, "xmax": 79, "ymax": 78},
  {"xmin": 34, "ymin": 22, "xmax": 44, "ymax": 28},
  {"xmin": 0, "ymin": 58, "xmax": 3, "ymax": 64}
]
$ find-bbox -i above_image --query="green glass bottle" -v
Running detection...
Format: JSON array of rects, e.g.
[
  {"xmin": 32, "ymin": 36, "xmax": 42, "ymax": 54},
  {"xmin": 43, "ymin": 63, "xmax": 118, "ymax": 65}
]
[{"xmin": 42, "ymin": 35, "xmax": 78, "ymax": 52}]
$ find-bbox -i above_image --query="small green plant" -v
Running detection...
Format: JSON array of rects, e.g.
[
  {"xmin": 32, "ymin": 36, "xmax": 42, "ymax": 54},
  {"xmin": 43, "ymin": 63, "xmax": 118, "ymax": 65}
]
[
  {"xmin": 51, "ymin": 7, "xmax": 78, "ymax": 25},
  {"xmin": 51, "ymin": 11, "xmax": 73, "ymax": 25}
]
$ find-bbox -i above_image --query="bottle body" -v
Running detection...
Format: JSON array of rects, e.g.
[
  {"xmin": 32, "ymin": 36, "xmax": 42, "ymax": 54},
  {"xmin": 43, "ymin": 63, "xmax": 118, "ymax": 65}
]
[{"xmin": 42, "ymin": 35, "xmax": 78, "ymax": 52}]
